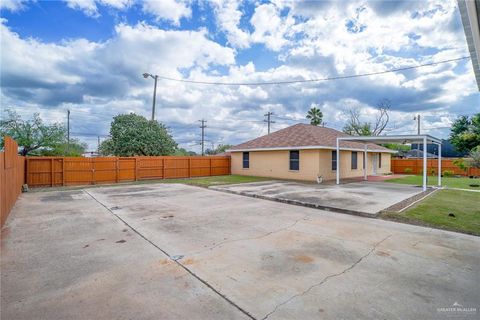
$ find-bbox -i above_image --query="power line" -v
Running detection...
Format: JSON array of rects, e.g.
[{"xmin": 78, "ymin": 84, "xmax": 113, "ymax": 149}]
[{"xmin": 154, "ymin": 56, "xmax": 470, "ymax": 86}]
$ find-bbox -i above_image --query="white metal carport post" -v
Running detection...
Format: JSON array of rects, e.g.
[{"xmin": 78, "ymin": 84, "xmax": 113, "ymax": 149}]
[
  {"xmin": 364, "ymin": 144, "xmax": 368, "ymax": 181},
  {"xmin": 438, "ymin": 143, "xmax": 442, "ymax": 187},
  {"xmin": 336, "ymin": 138, "xmax": 340, "ymax": 184},
  {"xmin": 422, "ymin": 136, "xmax": 427, "ymax": 191}
]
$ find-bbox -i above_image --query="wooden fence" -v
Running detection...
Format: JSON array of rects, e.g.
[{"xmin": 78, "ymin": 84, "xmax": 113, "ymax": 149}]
[
  {"xmin": 1, "ymin": 137, "xmax": 25, "ymax": 227},
  {"xmin": 26, "ymin": 156, "xmax": 231, "ymax": 187},
  {"xmin": 391, "ymin": 158, "xmax": 480, "ymax": 176}
]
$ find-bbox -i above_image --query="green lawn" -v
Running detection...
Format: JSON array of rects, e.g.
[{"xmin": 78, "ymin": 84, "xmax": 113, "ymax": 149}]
[
  {"xmin": 31, "ymin": 175, "xmax": 272, "ymax": 192},
  {"xmin": 383, "ymin": 189, "xmax": 480, "ymax": 236},
  {"xmin": 150, "ymin": 174, "xmax": 272, "ymax": 187},
  {"xmin": 386, "ymin": 175, "xmax": 480, "ymax": 190}
]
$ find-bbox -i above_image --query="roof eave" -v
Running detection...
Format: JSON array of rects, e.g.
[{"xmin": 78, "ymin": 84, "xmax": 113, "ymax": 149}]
[{"xmin": 458, "ymin": 0, "xmax": 480, "ymax": 91}]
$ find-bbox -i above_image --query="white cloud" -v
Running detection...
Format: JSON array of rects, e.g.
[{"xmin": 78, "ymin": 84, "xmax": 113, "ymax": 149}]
[
  {"xmin": 64, "ymin": 0, "xmax": 132, "ymax": 17},
  {"xmin": 1, "ymin": 0, "xmax": 478, "ymax": 152},
  {"xmin": 142, "ymin": 0, "xmax": 191, "ymax": 25},
  {"xmin": 65, "ymin": 0, "xmax": 99, "ymax": 17},
  {"xmin": 0, "ymin": 0, "xmax": 29, "ymax": 12},
  {"xmin": 211, "ymin": 0, "xmax": 251, "ymax": 49},
  {"xmin": 250, "ymin": 3, "xmax": 295, "ymax": 51}
]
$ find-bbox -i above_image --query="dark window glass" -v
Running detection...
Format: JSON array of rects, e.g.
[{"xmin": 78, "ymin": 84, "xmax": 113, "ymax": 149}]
[
  {"xmin": 332, "ymin": 151, "xmax": 337, "ymax": 171},
  {"xmin": 289, "ymin": 150, "xmax": 300, "ymax": 171},
  {"xmin": 363, "ymin": 153, "xmax": 366, "ymax": 169},
  {"xmin": 351, "ymin": 152, "xmax": 358, "ymax": 170},
  {"xmin": 242, "ymin": 152, "xmax": 249, "ymax": 169},
  {"xmin": 379, "ymin": 153, "xmax": 382, "ymax": 168}
]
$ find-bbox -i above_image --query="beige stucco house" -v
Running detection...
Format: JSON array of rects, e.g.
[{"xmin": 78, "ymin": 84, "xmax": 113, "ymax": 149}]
[{"xmin": 229, "ymin": 124, "xmax": 395, "ymax": 182}]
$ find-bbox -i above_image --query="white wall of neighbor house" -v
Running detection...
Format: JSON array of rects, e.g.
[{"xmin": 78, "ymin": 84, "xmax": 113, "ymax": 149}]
[{"xmin": 231, "ymin": 149, "xmax": 391, "ymax": 182}]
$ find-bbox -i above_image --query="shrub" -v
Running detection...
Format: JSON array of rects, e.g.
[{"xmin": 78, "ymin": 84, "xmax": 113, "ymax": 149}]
[
  {"xmin": 430, "ymin": 168, "xmax": 436, "ymax": 176},
  {"xmin": 404, "ymin": 168, "xmax": 413, "ymax": 174},
  {"xmin": 443, "ymin": 170, "xmax": 454, "ymax": 177}
]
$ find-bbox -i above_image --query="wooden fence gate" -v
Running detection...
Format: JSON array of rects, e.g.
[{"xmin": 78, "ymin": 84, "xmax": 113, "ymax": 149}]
[{"xmin": 26, "ymin": 156, "xmax": 231, "ymax": 187}]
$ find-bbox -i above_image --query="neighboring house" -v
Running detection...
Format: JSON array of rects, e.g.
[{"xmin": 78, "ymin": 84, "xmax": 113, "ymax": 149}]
[
  {"xmin": 402, "ymin": 149, "xmax": 437, "ymax": 159},
  {"xmin": 229, "ymin": 124, "xmax": 395, "ymax": 182},
  {"xmin": 411, "ymin": 139, "xmax": 467, "ymax": 158}
]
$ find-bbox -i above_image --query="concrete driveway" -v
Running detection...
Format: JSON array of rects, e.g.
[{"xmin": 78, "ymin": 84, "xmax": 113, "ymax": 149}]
[
  {"xmin": 1, "ymin": 183, "xmax": 479, "ymax": 320},
  {"xmin": 211, "ymin": 180, "xmax": 423, "ymax": 216}
]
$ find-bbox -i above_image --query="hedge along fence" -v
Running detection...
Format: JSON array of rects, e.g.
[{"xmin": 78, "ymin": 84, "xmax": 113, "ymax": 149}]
[
  {"xmin": 26, "ymin": 156, "xmax": 231, "ymax": 187},
  {"xmin": 1, "ymin": 136, "xmax": 26, "ymax": 227},
  {"xmin": 391, "ymin": 158, "xmax": 480, "ymax": 176}
]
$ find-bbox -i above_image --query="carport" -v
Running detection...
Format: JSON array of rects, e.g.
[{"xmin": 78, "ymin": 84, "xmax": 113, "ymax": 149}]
[{"xmin": 336, "ymin": 135, "xmax": 443, "ymax": 191}]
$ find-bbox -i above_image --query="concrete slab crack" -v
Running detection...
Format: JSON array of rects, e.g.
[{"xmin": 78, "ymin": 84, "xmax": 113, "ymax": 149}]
[
  {"xmin": 188, "ymin": 212, "xmax": 315, "ymax": 256},
  {"xmin": 84, "ymin": 190, "xmax": 257, "ymax": 320},
  {"xmin": 261, "ymin": 234, "xmax": 394, "ymax": 320}
]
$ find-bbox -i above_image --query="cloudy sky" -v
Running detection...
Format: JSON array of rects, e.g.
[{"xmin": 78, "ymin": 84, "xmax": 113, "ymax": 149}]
[{"xmin": 1, "ymin": 0, "xmax": 479, "ymax": 152}]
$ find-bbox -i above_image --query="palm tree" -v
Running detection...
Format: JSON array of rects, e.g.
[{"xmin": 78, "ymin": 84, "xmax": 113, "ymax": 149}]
[{"xmin": 306, "ymin": 107, "xmax": 323, "ymax": 126}]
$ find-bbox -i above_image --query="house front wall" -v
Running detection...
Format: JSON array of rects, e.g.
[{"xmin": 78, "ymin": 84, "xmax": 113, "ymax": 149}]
[{"xmin": 231, "ymin": 149, "xmax": 391, "ymax": 182}]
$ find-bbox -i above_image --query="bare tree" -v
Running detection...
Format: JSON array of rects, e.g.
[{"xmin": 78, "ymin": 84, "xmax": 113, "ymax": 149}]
[
  {"xmin": 342, "ymin": 99, "xmax": 390, "ymax": 136},
  {"xmin": 372, "ymin": 99, "xmax": 390, "ymax": 135}
]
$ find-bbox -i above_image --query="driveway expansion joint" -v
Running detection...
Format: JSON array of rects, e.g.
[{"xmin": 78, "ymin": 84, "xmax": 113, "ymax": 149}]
[
  {"xmin": 261, "ymin": 234, "xmax": 394, "ymax": 320},
  {"xmin": 84, "ymin": 190, "xmax": 257, "ymax": 320}
]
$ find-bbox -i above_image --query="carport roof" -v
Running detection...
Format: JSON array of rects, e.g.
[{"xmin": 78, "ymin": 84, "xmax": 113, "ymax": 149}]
[{"xmin": 337, "ymin": 134, "xmax": 442, "ymax": 145}]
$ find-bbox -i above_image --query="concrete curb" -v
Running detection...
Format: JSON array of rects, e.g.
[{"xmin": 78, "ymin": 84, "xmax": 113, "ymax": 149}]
[{"xmin": 209, "ymin": 187, "xmax": 378, "ymax": 218}]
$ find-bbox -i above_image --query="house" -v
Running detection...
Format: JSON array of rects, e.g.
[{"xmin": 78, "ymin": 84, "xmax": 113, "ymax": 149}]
[
  {"xmin": 229, "ymin": 124, "xmax": 395, "ymax": 182},
  {"xmin": 400, "ymin": 149, "xmax": 437, "ymax": 159}
]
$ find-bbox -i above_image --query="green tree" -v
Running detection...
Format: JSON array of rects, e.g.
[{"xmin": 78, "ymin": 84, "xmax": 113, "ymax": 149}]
[
  {"xmin": 100, "ymin": 113, "xmax": 177, "ymax": 156},
  {"xmin": 450, "ymin": 114, "xmax": 480, "ymax": 153},
  {"xmin": 40, "ymin": 138, "xmax": 87, "ymax": 157},
  {"xmin": 469, "ymin": 146, "xmax": 480, "ymax": 169},
  {"xmin": 0, "ymin": 110, "xmax": 66, "ymax": 156},
  {"xmin": 98, "ymin": 138, "xmax": 115, "ymax": 156},
  {"xmin": 173, "ymin": 148, "xmax": 196, "ymax": 156},
  {"xmin": 205, "ymin": 144, "xmax": 233, "ymax": 155},
  {"xmin": 306, "ymin": 106, "xmax": 323, "ymax": 126}
]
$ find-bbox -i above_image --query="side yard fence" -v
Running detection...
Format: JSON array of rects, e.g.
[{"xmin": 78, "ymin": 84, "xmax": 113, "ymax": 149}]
[
  {"xmin": 1, "ymin": 137, "xmax": 25, "ymax": 227},
  {"xmin": 27, "ymin": 156, "xmax": 231, "ymax": 187},
  {"xmin": 391, "ymin": 158, "xmax": 480, "ymax": 176}
]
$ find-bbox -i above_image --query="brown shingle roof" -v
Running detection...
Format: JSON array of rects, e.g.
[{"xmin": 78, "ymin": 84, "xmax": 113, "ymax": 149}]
[{"xmin": 230, "ymin": 124, "xmax": 392, "ymax": 152}]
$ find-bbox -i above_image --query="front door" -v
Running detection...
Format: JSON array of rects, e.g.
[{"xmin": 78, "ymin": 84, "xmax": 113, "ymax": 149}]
[{"xmin": 372, "ymin": 154, "xmax": 378, "ymax": 175}]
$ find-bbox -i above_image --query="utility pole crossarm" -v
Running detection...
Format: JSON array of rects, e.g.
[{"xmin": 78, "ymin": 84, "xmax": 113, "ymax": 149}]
[{"xmin": 264, "ymin": 111, "xmax": 275, "ymax": 134}]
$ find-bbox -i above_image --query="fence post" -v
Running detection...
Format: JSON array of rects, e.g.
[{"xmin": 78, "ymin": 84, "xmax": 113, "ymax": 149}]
[
  {"xmin": 115, "ymin": 158, "xmax": 119, "ymax": 183},
  {"xmin": 92, "ymin": 158, "xmax": 95, "ymax": 185},
  {"xmin": 188, "ymin": 158, "xmax": 191, "ymax": 178},
  {"xmin": 62, "ymin": 158, "xmax": 65, "ymax": 186},
  {"xmin": 134, "ymin": 157, "xmax": 138, "ymax": 181},
  {"xmin": 50, "ymin": 158, "xmax": 54, "ymax": 187},
  {"xmin": 209, "ymin": 158, "xmax": 212, "ymax": 176},
  {"xmin": 163, "ymin": 157, "xmax": 166, "ymax": 179}
]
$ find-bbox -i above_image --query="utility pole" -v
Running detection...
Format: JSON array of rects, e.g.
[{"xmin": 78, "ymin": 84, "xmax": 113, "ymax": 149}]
[
  {"xmin": 199, "ymin": 119, "xmax": 207, "ymax": 156},
  {"xmin": 143, "ymin": 73, "xmax": 159, "ymax": 121},
  {"xmin": 151, "ymin": 75, "xmax": 158, "ymax": 121},
  {"xmin": 264, "ymin": 111, "xmax": 275, "ymax": 134},
  {"xmin": 97, "ymin": 136, "xmax": 100, "ymax": 154},
  {"xmin": 67, "ymin": 109, "xmax": 70, "ymax": 153},
  {"xmin": 414, "ymin": 114, "xmax": 421, "ymax": 135}
]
